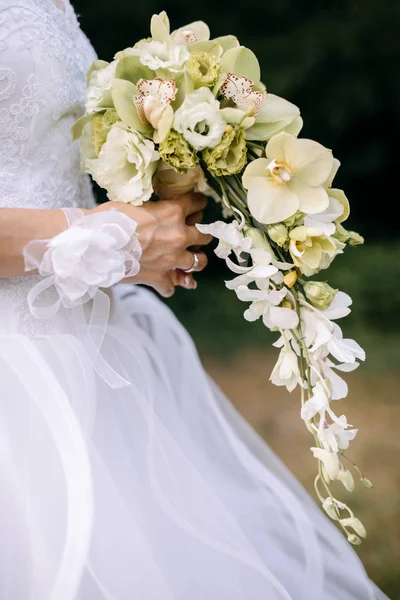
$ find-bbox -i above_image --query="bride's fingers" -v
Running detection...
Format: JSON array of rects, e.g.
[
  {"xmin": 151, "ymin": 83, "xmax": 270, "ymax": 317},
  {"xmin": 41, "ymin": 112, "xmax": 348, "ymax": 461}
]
[
  {"xmin": 186, "ymin": 210, "xmax": 204, "ymax": 226},
  {"xmin": 173, "ymin": 269, "xmax": 197, "ymax": 290},
  {"xmin": 176, "ymin": 251, "xmax": 208, "ymax": 272},
  {"xmin": 186, "ymin": 225, "xmax": 212, "ymax": 247},
  {"xmin": 176, "ymin": 192, "xmax": 207, "ymax": 217},
  {"xmin": 153, "ymin": 273, "xmax": 176, "ymax": 298}
]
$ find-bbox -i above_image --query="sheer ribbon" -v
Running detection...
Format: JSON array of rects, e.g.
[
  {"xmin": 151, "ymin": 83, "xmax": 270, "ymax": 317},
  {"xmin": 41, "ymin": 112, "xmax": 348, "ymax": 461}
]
[{"xmin": 23, "ymin": 208, "xmax": 142, "ymax": 388}]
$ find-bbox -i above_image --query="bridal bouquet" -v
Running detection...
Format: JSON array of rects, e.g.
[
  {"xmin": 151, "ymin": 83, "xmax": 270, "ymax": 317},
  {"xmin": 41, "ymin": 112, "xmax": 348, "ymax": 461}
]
[{"xmin": 73, "ymin": 11, "xmax": 371, "ymax": 543}]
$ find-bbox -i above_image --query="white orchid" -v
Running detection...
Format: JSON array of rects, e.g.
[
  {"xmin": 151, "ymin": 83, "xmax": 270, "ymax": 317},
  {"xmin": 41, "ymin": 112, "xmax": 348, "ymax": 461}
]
[
  {"xmin": 235, "ymin": 285, "xmax": 299, "ymax": 329},
  {"xmin": 225, "ymin": 248, "xmax": 279, "ymax": 289},
  {"xmin": 319, "ymin": 358, "xmax": 360, "ymax": 400},
  {"xmin": 300, "ymin": 381, "xmax": 343, "ymax": 425},
  {"xmin": 318, "ymin": 416, "xmax": 358, "ymax": 453},
  {"xmin": 196, "ymin": 221, "xmax": 252, "ymax": 260},
  {"xmin": 311, "ymin": 447, "xmax": 340, "ymax": 480},
  {"xmin": 270, "ymin": 343, "xmax": 300, "ymax": 392},
  {"xmin": 174, "ymin": 88, "xmax": 226, "ymax": 151},
  {"xmin": 242, "ymin": 132, "xmax": 334, "ymax": 224}
]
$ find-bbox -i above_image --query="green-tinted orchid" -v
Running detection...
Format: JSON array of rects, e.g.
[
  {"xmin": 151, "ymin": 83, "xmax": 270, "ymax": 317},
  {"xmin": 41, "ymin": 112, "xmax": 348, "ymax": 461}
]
[
  {"xmin": 171, "ymin": 20, "xmax": 210, "ymax": 45},
  {"xmin": 212, "ymin": 35, "xmax": 240, "ymax": 54},
  {"xmin": 115, "ymin": 56, "xmax": 154, "ymax": 86},
  {"xmin": 220, "ymin": 46, "xmax": 261, "ymax": 84},
  {"xmin": 111, "ymin": 79, "xmax": 151, "ymax": 135},
  {"xmin": 246, "ymin": 93, "xmax": 303, "ymax": 141}
]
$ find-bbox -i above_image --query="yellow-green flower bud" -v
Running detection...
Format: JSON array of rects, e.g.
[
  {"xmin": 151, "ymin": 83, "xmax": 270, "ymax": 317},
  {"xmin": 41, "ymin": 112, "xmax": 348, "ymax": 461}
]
[
  {"xmin": 283, "ymin": 211, "xmax": 304, "ymax": 228},
  {"xmin": 335, "ymin": 223, "xmax": 364, "ymax": 246},
  {"xmin": 338, "ymin": 468, "xmax": 355, "ymax": 492},
  {"xmin": 347, "ymin": 230, "xmax": 364, "ymax": 246},
  {"xmin": 267, "ymin": 223, "xmax": 289, "ymax": 247},
  {"xmin": 347, "ymin": 533, "xmax": 362, "ymax": 545},
  {"xmin": 202, "ymin": 127, "xmax": 247, "ymax": 177},
  {"xmin": 361, "ymin": 477, "xmax": 374, "ymax": 488},
  {"xmin": 187, "ymin": 52, "xmax": 221, "ymax": 88},
  {"xmin": 283, "ymin": 271, "xmax": 297, "ymax": 288},
  {"xmin": 243, "ymin": 226, "xmax": 274, "ymax": 253},
  {"xmin": 159, "ymin": 129, "xmax": 199, "ymax": 174},
  {"xmin": 303, "ymin": 281, "xmax": 338, "ymax": 310},
  {"xmin": 92, "ymin": 109, "xmax": 119, "ymax": 156}
]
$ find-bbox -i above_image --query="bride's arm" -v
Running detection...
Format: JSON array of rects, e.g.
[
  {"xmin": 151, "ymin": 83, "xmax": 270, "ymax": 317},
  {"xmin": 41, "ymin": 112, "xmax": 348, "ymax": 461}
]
[
  {"xmin": 0, "ymin": 194, "xmax": 211, "ymax": 296},
  {"xmin": 0, "ymin": 208, "xmax": 67, "ymax": 277}
]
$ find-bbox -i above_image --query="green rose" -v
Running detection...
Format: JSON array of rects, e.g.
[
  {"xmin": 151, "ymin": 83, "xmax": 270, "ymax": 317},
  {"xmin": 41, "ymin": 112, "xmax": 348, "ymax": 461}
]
[
  {"xmin": 202, "ymin": 127, "xmax": 247, "ymax": 177},
  {"xmin": 303, "ymin": 281, "xmax": 338, "ymax": 310},
  {"xmin": 187, "ymin": 52, "xmax": 221, "ymax": 88},
  {"xmin": 159, "ymin": 129, "xmax": 199, "ymax": 174},
  {"xmin": 92, "ymin": 109, "xmax": 119, "ymax": 156}
]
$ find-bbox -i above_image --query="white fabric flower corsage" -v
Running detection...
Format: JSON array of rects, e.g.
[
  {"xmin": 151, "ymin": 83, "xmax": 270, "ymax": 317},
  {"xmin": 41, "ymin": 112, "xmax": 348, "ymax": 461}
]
[{"xmin": 24, "ymin": 208, "xmax": 142, "ymax": 316}]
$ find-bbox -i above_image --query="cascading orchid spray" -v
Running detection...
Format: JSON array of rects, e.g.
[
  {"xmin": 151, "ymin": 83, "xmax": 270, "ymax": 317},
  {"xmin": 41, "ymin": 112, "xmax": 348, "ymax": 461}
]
[{"xmin": 73, "ymin": 10, "xmax": 371, "ymax": 543}]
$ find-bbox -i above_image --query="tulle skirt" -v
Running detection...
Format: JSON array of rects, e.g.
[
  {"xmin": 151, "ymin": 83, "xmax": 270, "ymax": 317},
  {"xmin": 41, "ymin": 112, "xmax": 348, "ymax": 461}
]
[{"xmin": 0, "ymin": 284, "xmax": 387, "ymax": 599}]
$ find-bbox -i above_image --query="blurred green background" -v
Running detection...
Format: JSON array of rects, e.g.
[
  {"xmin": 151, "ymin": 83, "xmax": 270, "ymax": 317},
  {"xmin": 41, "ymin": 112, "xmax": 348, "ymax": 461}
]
[{"xmin": 75, "ymin": 1, "xmax": 400, "ymax": 596}]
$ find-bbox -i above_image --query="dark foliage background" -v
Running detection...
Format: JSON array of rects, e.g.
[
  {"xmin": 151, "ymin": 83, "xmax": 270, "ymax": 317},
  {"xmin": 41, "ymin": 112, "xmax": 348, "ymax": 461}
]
[
  {"xmin": 72, "ymin": 3, "xmax": 400, "ymax": 596},
  {"xmin": 75, "ymin": 0, "xmax": 400, "ymax": 241}
]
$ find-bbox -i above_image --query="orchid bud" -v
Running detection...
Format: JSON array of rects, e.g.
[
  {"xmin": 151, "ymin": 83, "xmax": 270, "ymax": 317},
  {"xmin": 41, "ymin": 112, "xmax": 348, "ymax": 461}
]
[
  {"xmin": 267, "ymin": 223, "xmax": 289, "ymax": 247},
  {"xmin": 303, "ymin": 281, "xmax": 338, "ymax": 310},
  {"xmin": 347, "ymin": 533, "xmax": 362, "ymax": 545},
  {"xmin": 338, "ymin": 467, "xmax": 355, "ymax": 492},
  {"xmin": 283, "ymin": 271, "xmax": 297, "ymax": 288},
  {"xmin": 361, "ymin": 477, "xmax": 374, "ymax": 488},
  {"xmin": 340, "ymin": 517, "xmax": 367, "ymax": 538},
  {"xmin": 243, "ymin": 226, "xmax": 274, "ymax": 253}
]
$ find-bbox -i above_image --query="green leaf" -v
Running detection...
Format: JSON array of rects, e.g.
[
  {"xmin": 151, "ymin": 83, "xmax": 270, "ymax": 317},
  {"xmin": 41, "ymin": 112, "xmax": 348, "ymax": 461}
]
[
  {"xmin": 220, "ymin": 46, "xmax": 261, "ymax": 83},
  {"xmin": 70, "ymin": 114, "xmax": 93, "ymax": 141},
  {"xmin": 111, "ymin": 79, "xmax": 150, "ymax": 134},
  {"xmin": 115, "ymin": 56, "xmax": 153, "ymax": 85}
]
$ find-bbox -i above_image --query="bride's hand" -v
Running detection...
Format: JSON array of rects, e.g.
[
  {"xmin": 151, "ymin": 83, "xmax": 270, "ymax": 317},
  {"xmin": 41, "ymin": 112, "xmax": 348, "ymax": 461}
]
[{"xmin": 91, "ymin": 193, "xmax": 212, "ymax": 297}]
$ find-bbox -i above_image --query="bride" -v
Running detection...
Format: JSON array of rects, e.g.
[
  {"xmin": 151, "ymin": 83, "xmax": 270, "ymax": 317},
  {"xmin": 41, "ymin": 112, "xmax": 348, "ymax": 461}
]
[{"xmin": 0, "ymin": 1, "xmax": 388, "ymax": 599}]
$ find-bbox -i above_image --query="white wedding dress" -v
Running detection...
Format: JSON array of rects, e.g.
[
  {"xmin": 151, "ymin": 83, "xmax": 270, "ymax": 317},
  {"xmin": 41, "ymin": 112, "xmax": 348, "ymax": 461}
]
[{"xmin": 0, "ymin": 2, "xmax": 388, "ymax": 599}]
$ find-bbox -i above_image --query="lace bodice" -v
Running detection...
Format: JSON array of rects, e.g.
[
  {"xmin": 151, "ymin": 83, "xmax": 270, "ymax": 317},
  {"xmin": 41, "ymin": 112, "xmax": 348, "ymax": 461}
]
[{"xmin": 0, "ymin": 0, "xmax": 98, "ymax": 335}]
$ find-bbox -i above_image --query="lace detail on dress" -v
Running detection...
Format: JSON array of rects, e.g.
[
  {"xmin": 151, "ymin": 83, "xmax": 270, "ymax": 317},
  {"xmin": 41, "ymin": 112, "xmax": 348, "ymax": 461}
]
[{"xmin": 0, "ymin": 0, "xmax": 98, "ymax": 336}]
